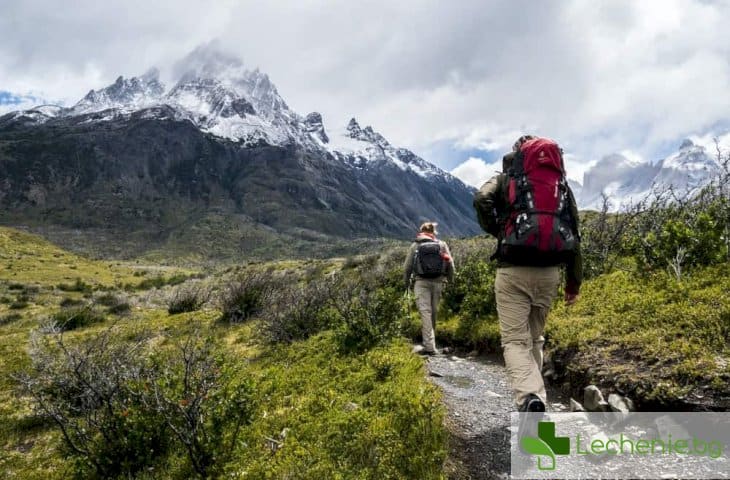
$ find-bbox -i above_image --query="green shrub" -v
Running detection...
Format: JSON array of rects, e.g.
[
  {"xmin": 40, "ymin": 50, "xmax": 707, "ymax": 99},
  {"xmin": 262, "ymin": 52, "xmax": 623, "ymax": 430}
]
[
  {"xmin": 107, "ymin": 302, "xmax": 131, "ymax": 315},
  {"xmin": 129, "ymin": 273, "xmax": 192, "ymax": 291},
  {"xmin": 334, "ymin": 285, "xmax": 404, "ymax": 353},
  {"xmin": 52, "ymin": 306, "xmax": 105, "ymax": 331},
  {"xmin": 17, "ymin": 328, "xmax": 170, "ymax": 479},
  {"xmin": 17, "ymin": 326, "xmax": 256, "ymax": 479},
  {"xmin": 260, "ymin": 277, "xmax": 338, "ymax": 342},
  {"xmin": 442, "ymin": 258, "xmax": 496, "ymax": 319},
  {"xmin": 94, "ymin": 293, "xmax": 131, "ymax": 315},
  {"xmin": 9, "ymin": 300, "xmax": 29, "ymax": 310},
  {"xmin": 167, "ymin": 285, "xmax": 208, "ymax": 314},
  {"xmin": 8, "ymin": 282, "xmax": 25, "ymax": 290},
  {"xmin": 219, "ymin": 273, "xmax": 278, "ymax": 324},
  {"xmin": 57, "ymin": 278, "xmax": 92, "ymax": 293},
  {"xmin": 59, "ymin": 297, "xmax": 84, "ymax": 308},
  {"xmin": 0, "ymin": 313, "xmax": 22, "ymax": 325},
  {"xmin": 94, "ymin": 293, "xmax": 121, "ymax": 307},
  {"xmin": 547, "ymin": 265, "xmax": 730, "ymax": 405}
]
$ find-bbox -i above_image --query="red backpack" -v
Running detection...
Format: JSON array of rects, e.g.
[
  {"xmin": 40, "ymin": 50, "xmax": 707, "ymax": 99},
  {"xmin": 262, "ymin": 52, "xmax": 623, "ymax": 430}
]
[{"xmin": 499, "ymin": 138, "xmax": 577, "ymax": 265}]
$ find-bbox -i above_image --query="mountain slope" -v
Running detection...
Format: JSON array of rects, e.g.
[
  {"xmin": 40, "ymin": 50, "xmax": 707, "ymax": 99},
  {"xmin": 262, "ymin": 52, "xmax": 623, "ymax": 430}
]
[{"xmin": 0, "ymin": 49, "xmax": 479, "ymax": 259}]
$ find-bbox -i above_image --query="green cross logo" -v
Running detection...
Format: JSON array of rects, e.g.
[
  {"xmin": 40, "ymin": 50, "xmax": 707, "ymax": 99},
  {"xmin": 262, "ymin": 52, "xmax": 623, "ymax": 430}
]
[{"xmin": 521, "ymin": 421, "xmax": 571, "ymax": 470}]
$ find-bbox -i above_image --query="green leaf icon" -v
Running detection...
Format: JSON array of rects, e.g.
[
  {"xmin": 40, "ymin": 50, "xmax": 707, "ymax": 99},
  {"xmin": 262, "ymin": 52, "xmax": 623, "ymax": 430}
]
[{"xmin": 521, "ymin": 436, "xmax": 556, "ymax": 471}]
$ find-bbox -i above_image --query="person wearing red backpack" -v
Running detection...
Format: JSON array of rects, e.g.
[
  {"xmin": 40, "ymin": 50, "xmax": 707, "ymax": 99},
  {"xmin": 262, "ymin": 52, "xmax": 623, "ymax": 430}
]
[
  {"xmin": 403, "ymin": 222, "xmax": 455, "ymax": 355},
  {"xmin": 473, "ymin": 135, "xmax": 583, "ymax": 412}
]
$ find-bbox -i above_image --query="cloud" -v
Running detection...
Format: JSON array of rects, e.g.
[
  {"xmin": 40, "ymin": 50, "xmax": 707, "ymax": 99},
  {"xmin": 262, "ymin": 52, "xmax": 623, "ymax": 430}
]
[
  {"xmin": 1, "ymin": 0, "xmax": 729, "ymax": 172},
  {"xmin": 451, "ymin": 157, "xmax": 501, "ymax": 188},
  {"xmin": 0, "ymin": 90, "xmax": 49, "ymax": 114}
]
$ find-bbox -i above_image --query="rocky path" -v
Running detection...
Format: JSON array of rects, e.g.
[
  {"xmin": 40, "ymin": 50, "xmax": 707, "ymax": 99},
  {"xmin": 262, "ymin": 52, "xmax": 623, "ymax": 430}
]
[{"xmin": 423, "ymin": 351, "xmax": 567, "ymax": 480}]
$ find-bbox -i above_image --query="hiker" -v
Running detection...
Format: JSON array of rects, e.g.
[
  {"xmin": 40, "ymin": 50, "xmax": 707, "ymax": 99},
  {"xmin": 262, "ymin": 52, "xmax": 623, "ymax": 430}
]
[
  {"xmin": 403, "ymin": 222, "xmax": 455, "ymax": 355},
  {"xmin": 473, "ymin": 135, "xmax": 582, "ymax": 412}
]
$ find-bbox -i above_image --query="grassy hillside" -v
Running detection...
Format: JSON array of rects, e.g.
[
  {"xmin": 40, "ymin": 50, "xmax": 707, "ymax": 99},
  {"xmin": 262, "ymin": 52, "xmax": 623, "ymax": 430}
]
[{"xmin": 0, "ymin": 227, "xmax": 446, "ymax": 479}]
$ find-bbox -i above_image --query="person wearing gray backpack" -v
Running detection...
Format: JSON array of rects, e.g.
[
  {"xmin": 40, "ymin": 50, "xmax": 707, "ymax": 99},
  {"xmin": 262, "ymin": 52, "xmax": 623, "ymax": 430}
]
[{"xmin": 403, "ymin": 222, "xmax": 455, "ymax": 355}]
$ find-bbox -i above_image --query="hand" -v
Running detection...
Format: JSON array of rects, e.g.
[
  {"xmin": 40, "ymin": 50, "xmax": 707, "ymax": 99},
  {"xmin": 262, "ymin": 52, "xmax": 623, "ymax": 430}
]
[{"xmin": 564, "ymin": 292, "xmax": 579, "ymax": 306}]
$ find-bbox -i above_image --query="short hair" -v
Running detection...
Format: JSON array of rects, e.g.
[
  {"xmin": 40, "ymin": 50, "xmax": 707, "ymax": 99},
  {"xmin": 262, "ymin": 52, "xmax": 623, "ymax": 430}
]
[{"xmin": 419, "ymin": 222, "xmax": 438, "ymax": 234}]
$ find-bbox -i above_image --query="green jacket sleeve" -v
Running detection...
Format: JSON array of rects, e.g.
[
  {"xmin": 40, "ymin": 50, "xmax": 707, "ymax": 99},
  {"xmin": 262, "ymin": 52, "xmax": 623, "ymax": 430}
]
[
  {"xmin": 473, "ymin": 174, "xmax": 504, "ymax": 237},
  {"xmin": 565, "ymin": 185, "xmax": 583, "ymax": 294},
  {"xmin": 403, "ymin": 243, "xmax": 416, "ymax": 290}
]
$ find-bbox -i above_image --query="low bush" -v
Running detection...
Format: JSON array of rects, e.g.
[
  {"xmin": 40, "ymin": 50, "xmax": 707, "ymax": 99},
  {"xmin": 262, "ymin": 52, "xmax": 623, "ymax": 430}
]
[
  {"xmin": 94, "ymin": 293, "xmax": 131, "ymax": 315},
  {"xmin": 219, "ymin": 272, "xmax": 278, "ymax": 324},
  {"xmin": 260, "ymin": 276, "xmax": 338, "ymax": 343},
  {"xmin": 59, "ymin": 297, "xmax": 84, "ymax": 308},
  {"xmin": 0, "ymin": 313, "xmax": 22, "ymax": 325},
  {"xmin": 333, "ymin": 283, "xmax": 404, "ymax": 353},
  {"xmin": 107, "ymin": 302, "xmax": 131, "ymax": 315},
  {"xmin": 167, "ymin": 284, "xmax": 209, "ymax": 314},
  {"xmin": 16, "ymin": 326, "xmax": 256, "ymax": 479},
  {"xmin": 51, "ymin": 306, "xmax": 105, "ymax": 331},
  {"xmin": 57, "ymin": 278, "xmax": 92, "ymax": 293},
  {"xmin": 128, "ymin": 273, "xmax": 193, "ymax": 291}
]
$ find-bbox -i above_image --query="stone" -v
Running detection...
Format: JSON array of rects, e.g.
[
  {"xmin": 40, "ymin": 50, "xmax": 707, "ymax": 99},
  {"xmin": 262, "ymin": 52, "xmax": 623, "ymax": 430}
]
[
  {"xmin": 570, "ymin": 398, "xmax": 586, "ymax": 412},
  {"xmin": 608, "ymin": 393, "xmax": 635, "ymax": 413},
  {"xmin": 584, "ymin": 385, "xmax": 607, "ymax": 412}
]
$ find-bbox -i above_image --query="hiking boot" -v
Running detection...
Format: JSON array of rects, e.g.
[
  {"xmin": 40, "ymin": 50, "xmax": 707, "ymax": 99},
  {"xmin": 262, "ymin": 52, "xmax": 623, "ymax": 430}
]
[
  {"xmin": 421, "ymin": 349, "xmax": 439, "ymax": 356},
  {"xmin": 519, "ymin": 394, "xmax": 546, "ymax": 413},
  {"xmin": 517, "ymin": 394, "xmax": 546, "ymax": 454}
]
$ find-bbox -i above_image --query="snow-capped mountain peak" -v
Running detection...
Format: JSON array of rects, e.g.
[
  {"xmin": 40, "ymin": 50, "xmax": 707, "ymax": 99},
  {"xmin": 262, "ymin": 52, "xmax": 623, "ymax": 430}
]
[
  {"xmin": 2, "ymin": 45, "xmax": 464, "ymax": 189},
  {"xmin": 71, "ymin": 68, "xmax": 164, "ymax": 114},
  {"xmin": 578, "ymin": 139, "xmax": 722, "ymax": 209}
]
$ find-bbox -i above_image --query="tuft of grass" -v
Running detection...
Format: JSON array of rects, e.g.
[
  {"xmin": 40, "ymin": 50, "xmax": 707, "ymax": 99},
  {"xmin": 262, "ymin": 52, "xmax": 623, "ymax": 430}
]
[
  {"xmin": 51, "ymin": 306, "xmax": 106, "ymax": 331},
  {"xmin": 0, "ymin": 313, "xmax": 22, "ymax": 325},
  {"xmin": 167, "ymin": 285, "xmax": 208, "ymax": 314},
  {"xmin": 56, "ymin": 278, "xmax": 92, "ymax": 293}
]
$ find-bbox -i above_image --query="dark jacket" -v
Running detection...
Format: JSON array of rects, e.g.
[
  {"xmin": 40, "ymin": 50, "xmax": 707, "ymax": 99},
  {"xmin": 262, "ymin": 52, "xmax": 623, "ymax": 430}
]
[
  {"xmin": 473, "ymin": 152, "xmax": 583, "ymax": 294},
  {"xmin": 403, "ymin": 233, "xmax": 455, "ymax": 290}
]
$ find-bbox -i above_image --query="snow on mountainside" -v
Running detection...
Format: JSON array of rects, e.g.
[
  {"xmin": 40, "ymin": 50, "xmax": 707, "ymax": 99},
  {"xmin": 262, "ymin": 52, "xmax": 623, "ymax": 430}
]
[
  {"xmin": 324, "ymin": 118, "xmax": 446, "ymax": 179},
  {"xmin": 71, "ymin": 68, "xmax": 164, "ymax": 115},
  {"xmin": 2, "ymin": 44, "xmax": 455, "ymax": 184},
  {"xmin": 578, "ymin": 139, "xmax": 721, "ymax": 210}
]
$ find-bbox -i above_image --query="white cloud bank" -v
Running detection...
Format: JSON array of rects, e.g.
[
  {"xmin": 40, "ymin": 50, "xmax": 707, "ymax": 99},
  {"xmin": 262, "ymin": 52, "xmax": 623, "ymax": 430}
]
[{"xmin": 451, "ymin": 157, "xmax": 501, "ymax": 188}]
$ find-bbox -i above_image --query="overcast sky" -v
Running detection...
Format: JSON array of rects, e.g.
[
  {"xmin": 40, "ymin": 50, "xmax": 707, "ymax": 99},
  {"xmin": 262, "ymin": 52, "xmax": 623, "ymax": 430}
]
[{"xmin": 2, "ymin": 0, "xmax": 730, "ymax": 185}]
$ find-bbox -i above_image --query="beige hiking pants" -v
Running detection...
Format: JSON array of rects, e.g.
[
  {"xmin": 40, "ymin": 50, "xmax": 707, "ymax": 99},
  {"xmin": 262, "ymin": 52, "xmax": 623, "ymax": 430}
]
[
  {"xmin": 495, "ymin": 266, "xmax": 560, "ymax": 407},
  {"xmin": 414, "ymin": 278, "xmax": 444, "ymax": 353}
]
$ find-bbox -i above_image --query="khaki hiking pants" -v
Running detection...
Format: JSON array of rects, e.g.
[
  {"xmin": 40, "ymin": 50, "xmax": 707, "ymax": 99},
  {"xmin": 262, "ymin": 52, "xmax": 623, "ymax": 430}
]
[
  {"xmin": 414, "ymin": 278, "xmax": 445, "ymax": 353},
  {"xmin": 495, "ymin": 265, "xmax": 560, "ymax": 407}
]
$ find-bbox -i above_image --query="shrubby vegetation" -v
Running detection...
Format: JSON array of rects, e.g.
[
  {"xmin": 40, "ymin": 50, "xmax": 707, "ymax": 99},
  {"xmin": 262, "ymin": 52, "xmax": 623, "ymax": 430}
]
[
  {"xmin": 0, "ymin": 229, "xmax": 448, "ymax": 479},
  {"xmin": 16, "ymin": 326, "xmax": 255, "ymax": 479}
]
